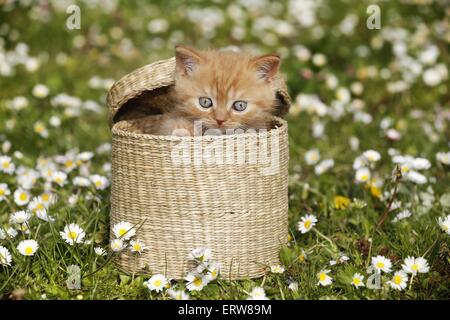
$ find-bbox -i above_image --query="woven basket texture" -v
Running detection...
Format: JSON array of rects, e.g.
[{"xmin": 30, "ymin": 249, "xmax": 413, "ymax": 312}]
[{"xmin": 108, "ymin": 57, "xmax": 290, "ymax": 280}]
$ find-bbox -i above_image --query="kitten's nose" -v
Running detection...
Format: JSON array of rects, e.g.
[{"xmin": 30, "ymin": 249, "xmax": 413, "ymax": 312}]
[{"xmin": 216, "ymin": 119, "xmax": 225, "ymax": 126}]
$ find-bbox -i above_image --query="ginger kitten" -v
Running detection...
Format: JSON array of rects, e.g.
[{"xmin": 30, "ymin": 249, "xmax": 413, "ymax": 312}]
[{"xmin": 132, "ymin": 46, "xmax": 282, "ymax": 136}]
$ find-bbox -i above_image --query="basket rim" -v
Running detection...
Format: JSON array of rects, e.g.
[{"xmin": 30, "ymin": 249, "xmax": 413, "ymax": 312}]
[
  {"xmin": 106, "ymin": 56, "xmax": 291, "ymax": 127},
  {"xmin": 112, "ymin": 116, "xmax": 288, "ymax": 142}
]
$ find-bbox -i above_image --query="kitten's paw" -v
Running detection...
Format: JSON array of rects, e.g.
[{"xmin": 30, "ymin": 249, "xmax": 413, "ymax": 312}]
[{"xmin": 172, "ymin": 128, "xmax": 193, "ymax": 137}]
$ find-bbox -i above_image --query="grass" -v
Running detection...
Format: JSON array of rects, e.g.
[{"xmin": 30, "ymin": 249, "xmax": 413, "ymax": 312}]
[{"xmin": 0, "ymin": 0, "xmax": 449, "ymax": 300}]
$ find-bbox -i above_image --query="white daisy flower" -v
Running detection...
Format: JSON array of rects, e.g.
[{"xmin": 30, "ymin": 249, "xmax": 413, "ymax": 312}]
[
  {"xmin": 392, "ymin": 209, "xmax": 412, "ymax": 223},
  {"xmin": 0, "ymin": 246, "xmax": 12, "ymax": 266},
  {"xmin": 314, "ymin": 159, "xmax": 334, "ymax": 175},
  {"xmin": 412, "ymin": 158, "xmax": 431, "ymax": 170},
  {"xmin": 402, "ymin": 256, "xmax": 430, "ymax": 275},
  {"xmin": 77, "ymin": 152, "xmax": 94, "ymax": 163},
  {"xmin": 363, "ymin": 150, "xmax": 381, "ymax": 162},
  {"xmin": 89, "ymin": 174, "xmax": 109, "ymax": 190},
  {"xmin": 17, "ymin": 239, "xmax": 39, "ymax": 256},
  {"xmin": 206, "ymin": 262, "xmax": 220, "ymax": 281},
  {"xmin": 304, "ymin": 149, "xmax": 321, "ymax": 165},
  {"xmin": 52, "ymin": 171, "xmax": 67, "ymax": 187},
  {"xmin": 73, "ymin": 176, "xmax": 91, "ymax": 187},
  {"xmin": 185, "ymin": 272, "xmax": 209, "ymax": 291},
  {"xmin": 7, "ymin": 227, "xmax": 18, "ymax": 238},
  {"xmin": 387, "ymin": 271, "xmax": 408, "ymax": 291},
  {"xmin": 110, "ymin": 239, "xmax": 124, "ymax": 252},
  {"xmin": 147, "ymin": 274, "xmax": 168, "ymax": 292},
  {"xmin": 112, "ymin": 221, "xmax": 136, "ymax": 240},
  {"xmin": 94, "ymin": 247, "xmax": 106, "ymax": 256},
  {"xmin": 372, "ymin": 255, "xmax": 392, "ymax": 273},
  {"xmin": 0, "ymin": 228, "xmax": 5, "ymax": 240},
  {"xmin": 297, "ymin": 214, "xmax": 317, "ymax": 234},
  {"xmin": 188, "ymin": 247, "xmax": 212, "ymax": 264},
  {"xmin": 288, "ymin": 281, "xmax": 299, "ymax": 292},
  {"xmin": 317, "ymin": 269, "xmax": 333, "ymax": 286},
  {"xmin": 247, "ymin": 286, "xmax": 269, "ymax": 300},
  {"xmin": 13, "ymin": 188, "xmax": 30, "ymax": 206},
  {"xmin": 0, "ymin": 156, "xmax": 15, "ymax": 174},
  {"xmin": 33, "ymin": 121, "xmax": 49, "ymax": 138},
  {"xmin": 436, "ymin": 152, "xmax": 450, "ymax": 166},
  {"xmin": 60, "ymin": 224, "xmax": 86, "ymax": 245},
  {"xmin": 167, "ymin": 289, "xmax": 190, "ymax": 300},
  {"xmin": 39, "ymin": 192, "xmax": 57, "ymax": 207},
  {"xmin": 438, "ymin": 215, "xmax": 450, "ymax": 235},
  {"xmin": 270, "ymin": 264, "xmax": 285, "ymax": 274},
  {"xmin": 129, "ymin": 240, "xmax": 146, "ymax": 254},
  {"xmin": 405, "ymin": 170, "xmax": 427, "ymax": 184},
  {"xmin": 28, "ymin": 197, "xmax": 46, "ymax": 215},
  {"xmin": 355, "ymin": 167, "xmax": 371, "ymax": 183},
  {"xmin": 32, "ymin": 84, "xmax": 50, "ymax": 98},
  {"xmin": 351, "ymin": 273, "xmax": 365, "ymax": 288},
  {"xmin": 0, "ymin": 183, "xmax": 11, "ymax": 201},
  {"xmin": 10, "ymin": 210, "xmax": 31, "ymax": 224}
]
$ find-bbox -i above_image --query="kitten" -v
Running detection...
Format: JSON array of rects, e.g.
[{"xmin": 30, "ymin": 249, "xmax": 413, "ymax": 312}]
[{"xmin": 126, "ymin": 46, "xmax": 282, "ymax": 136}]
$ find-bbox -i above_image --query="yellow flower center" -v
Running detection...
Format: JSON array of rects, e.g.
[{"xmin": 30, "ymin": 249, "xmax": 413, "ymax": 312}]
[
  {"xmin": 0, "ymin": 189, "xmax": 5, "ymax": 196},
  {"xmin": 42, "ymin": 194, "xmax": 50, "ymax": 201},
  {"xmin": 298, "ymin": 254, "xmax": 306, "ymax": 262},
  {"xmin": 360, "ymin": 174, "xmax": 369, "ymax": 182},
  {"xmin": 376, "ymin": 262, "xmax": 384, "ymax": 269},
  {"xmin": 2, "ymin": 162, "xmax": 10, "ymax": 169},
  {"xmin": 37, "ymin": 203, "xmax": 44, "ymax": 210},
  {"xmin": 353, "ymin": 278, "xmax": 361, "ymax": 285},
  {"xmin": 411, "ymin": 264, "xmax": 418, "ymax": 271},
  {"xmin": 68, "ymin": 231, "xmax": 78, "ymax": 240},
  {"xmin": 393, "ymin": 275, "xmax": 402, "ymax": 285},
  {"xmin": 133, "ymin": 244, "xmax": 141, "ymax": 251},
  {"xmin": 95, "ymin": 181, "xmax": 102, "ymax": 187},
  {"xmin": 193, "ymin": 278, "xmax": 203, "ymax": 287},
  {"xmin": 25, "ymin": 247, "xmax": 33, "ymax": 255},
  {"xmin": 119, "ymin": 229, "xmax": 127, "ymax": 237},
  {"xmin": 304, "ymin": 220, "xmax": 312, "ymax": 229},
  {"xmin": 65, "ymin": 160, "xmax": 73, "ymax": 168},
  {"xmin": 153, "ymin": 280, "xmax": 162, "ymax": 287},
  {"xmin": 19, "ymin": 193, "xmax": 27, "ymax": 201},
  {"xmin": 319, "ymin": 273, "xmax": 327, "ymax": 282}
]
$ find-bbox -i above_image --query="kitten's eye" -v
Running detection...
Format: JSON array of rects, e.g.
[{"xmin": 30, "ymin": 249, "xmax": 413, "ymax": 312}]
[
  {"xmin": 232, "ymin": 100, "xmax": 247, "ymax": 112},
  {"xmin": 199, "ymin": 97, "xmax": 213, "ymax": 108}
]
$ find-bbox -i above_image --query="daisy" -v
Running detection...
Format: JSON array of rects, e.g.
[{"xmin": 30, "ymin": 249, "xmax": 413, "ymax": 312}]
[
  {"xmin": 89, "ymin": 174, "xmax": 109, "ymax": 190},
  {"xmin": 387, "ymin": 271, "xmax": 408, "ymax": 291},
  {"xmin": 17, "ymin": 239, "xmax": 39, "ymax": 256},
  {"xmin": 110, "ymin": 239, "xmax": 124, "ymax": 252},
  {"xmin": 270, "ymin": 264, "xmax": 285, "ymax": 274},
  {"xmin": 438, "ymin": 215, "xmax": 450, "ymax": 235},
  {"xmin": 33, "ymin": 121, "xmax": 49, "ymax": 138},
  {"xmin": 167, "ymin": 289, "xmax": 190, "ymax": 300},
  {"xmin": 188, "ymin": 247, "xmax": 212, "ymax": 264},
  {"xmin": 52, "ymin": 171, "xmax": 67, "ymax": 187},
  {"xmin": 317, "ymin": 269, "xmax": 333, "ymax": 286},
  {"xmin": 0, "ymin": 155, "xmax": 15, "ymax": 174},
  {"xmin": 298, "ymin": 250, "xmax": 307, "ymax": 263},
  {"xmin": 39, "ymin": 192, "xmax": 57, "ymax": 207},
  {"xmin": 147, "ymin": 274, "xmax": 168, "ymax": 292},
  {"xmin": 351, "ymin": 273, "xmax": 365, "ymax": 288},
  {"xmin": 112, "ymin": 221, "xmax": 136, "ymax": 240},
  {"xmin": 304, "ymin": 149, "xmax": 321, "ymax": 165},
  {"xmin": 288, "ymin": 281, "xmax": 299, "ymax": 292},
  {"xmin": 402, "ymin": 256, "xmax": 430, "ymax": 275},
  {"xmin": 206, "ymin": 262, "xmax": 220, "ymax": 281},
  {"xmin": 77, "ymin": 151, "xmax": 94, "ymax": 163},
  {"xmin": 436, "ymin": 152, "xmax": 450, "ymax": 166},
  {"xmin": 314, "ymin": 159, "xmax": 334, "ymax": 175},
  {"xmin": 0, "ymin": 246, "xmax": 12, "ymax": 266},
  {"xmin": 73, "ymin": 176, "xmax": 91, "ymax": 187},
  {"xmin": 355, "ymin": 167, "xmax": 371, "ymax": 183},
  {"xmin": 247, "ymin": 286, "xmax": 269, "ymax": 300},
  {"xmin": 14, "ymin": 188, "xmax": 30, "ymax": 206},
  {"xmin": 185, "ymin": 272, "xmax": 209, "ymax": 291},
  {"xmin": 10, "ymin": 210, "xmax": 31, "ymax": 224},
  {"xmin": 7, "ymin": 227, "xmax": 18, "ymax": 238},
  {"xmin": 60, "ymin": 224, "xmax": 86, "ymax": 245},
  {"xmin": 0, "ymin": 183, "xmax": 11, "ymax": 201},
  {"xmin": 94, "ymin": 247, "xmax": 106, "ymax": 256},
  {"xmin": 0, "ymin": 228, "xmax": 5, "ymax": 240},
  {"xmin": 297, "ymin": 214, "xmax": 317, "ymax": 234},
  {"xmin": 32, "ymin": 84, "xmax": 49, "ymax": 98},
  {"xmin": 129, "ymin": 240, "xmax": 146, "ymax": 254},
  {"xmin": 28, "ymin": 197, "xmax": 46, "ymax": 215},
  {"xmin": 363, "ymin": 150, "xmax": 381, "ymax": 162},
  {"xmin": 372, "ymin": 255, "xmax": 392, "ymax": 273},
  {"xmin": 36, "ymin": 207, "xmax": 54, "ymax": 222}
]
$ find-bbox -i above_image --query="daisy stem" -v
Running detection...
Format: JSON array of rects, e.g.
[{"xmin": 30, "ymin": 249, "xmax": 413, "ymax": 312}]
[
  {"xmin": 409, "ymin": 274, "xmax": 415, "ymax": 291},
  {"xmin": 313, "ymin": 228, "xmax": 337, "ymax": 251}
]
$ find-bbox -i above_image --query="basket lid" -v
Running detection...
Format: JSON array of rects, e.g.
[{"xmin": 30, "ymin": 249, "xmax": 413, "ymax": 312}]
[{"xmin": 106, "ymin": 57, "xmax": 291, "ymax": 127}]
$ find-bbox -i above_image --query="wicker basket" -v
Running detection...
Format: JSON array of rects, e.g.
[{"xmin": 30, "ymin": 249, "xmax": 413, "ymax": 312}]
[{"xmin": 107, "ymin": 57, "xmax": 290, "ymax": 280}]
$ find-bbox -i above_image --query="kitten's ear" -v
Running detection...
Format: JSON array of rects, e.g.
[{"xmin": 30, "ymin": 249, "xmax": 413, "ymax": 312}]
[
  {"xmin": 175, "ymin": 45, "xmax": 203, "ymax": 76},
  {"xmin": 250, "ymin": 54, "xmax": 280, "ymax": 82}
]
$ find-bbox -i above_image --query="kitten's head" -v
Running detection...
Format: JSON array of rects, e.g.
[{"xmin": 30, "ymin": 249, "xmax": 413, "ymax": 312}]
[{"xmin": 173, "ymin": 46, "xmax": 280, "ymax": 132}]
